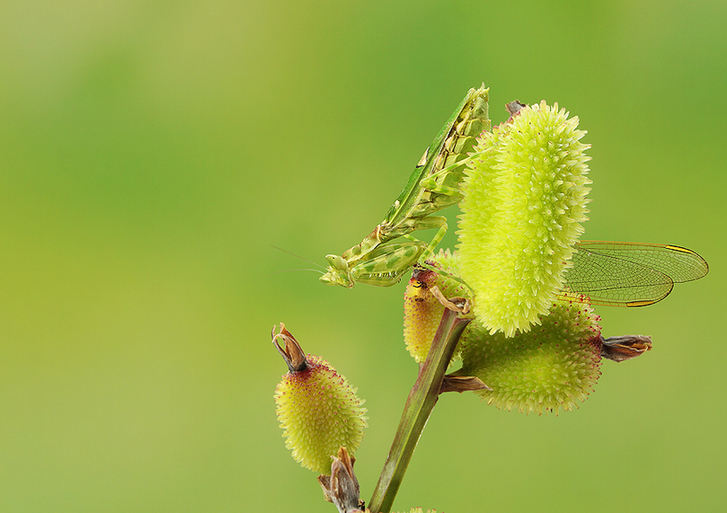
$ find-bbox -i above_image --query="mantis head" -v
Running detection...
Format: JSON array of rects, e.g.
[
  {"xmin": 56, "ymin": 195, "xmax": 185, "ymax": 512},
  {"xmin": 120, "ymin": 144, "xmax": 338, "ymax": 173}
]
[{"xmin": 320, "ymin": 254, "xmax": 355, "ymax": 288}]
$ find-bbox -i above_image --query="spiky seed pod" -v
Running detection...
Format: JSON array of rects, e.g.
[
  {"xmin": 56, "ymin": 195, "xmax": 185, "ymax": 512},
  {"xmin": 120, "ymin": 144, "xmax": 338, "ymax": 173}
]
[
  {"xmin": 458, "ymin": 101, "xmax": 591, "ymax": 337},
  {"xmin": 403, "ymin": 250, "xmax": 471, "ymax": 363},
  {"xmin": 273, "ymin": 324, "xmax": 367, "ymax": 474},
  {"xmin": 457, "ymin": 300, "xmax": 602, "ymax": 414}
]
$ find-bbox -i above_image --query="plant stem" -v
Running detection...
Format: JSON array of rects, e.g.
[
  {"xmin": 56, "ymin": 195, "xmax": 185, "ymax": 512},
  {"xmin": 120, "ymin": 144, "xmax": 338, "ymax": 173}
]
[{"xmin": 368, "ymin": 306, "xmax": 471, "ymax": 513}]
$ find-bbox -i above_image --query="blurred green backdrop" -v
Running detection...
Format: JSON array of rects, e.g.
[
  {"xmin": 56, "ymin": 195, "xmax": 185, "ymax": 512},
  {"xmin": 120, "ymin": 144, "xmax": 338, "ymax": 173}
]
[{"xmin": 1, "ymin": 1, "xmax": 725, "ymax": 512}]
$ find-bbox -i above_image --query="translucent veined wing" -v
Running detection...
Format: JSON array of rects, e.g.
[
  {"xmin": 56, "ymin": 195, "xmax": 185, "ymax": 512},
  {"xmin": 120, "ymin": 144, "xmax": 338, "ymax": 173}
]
[{"xmin": 558, "ymin": 241, "xmax": 709, "ymax": 307}]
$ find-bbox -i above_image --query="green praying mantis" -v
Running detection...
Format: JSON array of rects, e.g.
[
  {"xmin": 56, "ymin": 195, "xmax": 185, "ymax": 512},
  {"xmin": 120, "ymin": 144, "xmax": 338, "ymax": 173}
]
[
  {"xmin": 320, "ymin": 85, "xmax": 491, "ymax": 288},
  {"xmin": 320, "ymin": 86, "xmax": 709, "ymax": 305}
]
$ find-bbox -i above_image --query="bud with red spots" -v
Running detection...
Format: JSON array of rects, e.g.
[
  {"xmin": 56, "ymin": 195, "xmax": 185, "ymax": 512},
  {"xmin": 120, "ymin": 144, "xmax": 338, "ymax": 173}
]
[{"xmin": 273, "ymin": 324, "xmax": 367, "ymax": 474}]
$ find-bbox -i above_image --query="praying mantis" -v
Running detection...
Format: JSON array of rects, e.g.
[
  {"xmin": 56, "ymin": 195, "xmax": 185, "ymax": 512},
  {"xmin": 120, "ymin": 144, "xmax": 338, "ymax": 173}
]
[
  {"xmin": 320, "ymin": 85, "xmax": 491, "ymax": 288},
  {"xmin": 320, "ymin": 87, "xmax": 709, "ymax": 305}
]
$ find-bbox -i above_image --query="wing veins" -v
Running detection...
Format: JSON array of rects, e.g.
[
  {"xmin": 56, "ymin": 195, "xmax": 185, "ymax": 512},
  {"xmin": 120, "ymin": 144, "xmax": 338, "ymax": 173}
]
[{"xmin": 563, "ymin": 245, "xmax": 675, "ymax": 304}]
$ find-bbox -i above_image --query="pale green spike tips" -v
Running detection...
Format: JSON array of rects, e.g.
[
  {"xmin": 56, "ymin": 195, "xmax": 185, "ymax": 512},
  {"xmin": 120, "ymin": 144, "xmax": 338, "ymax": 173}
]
[
  {"xmin": 458, "ymin": 301, "xmax": 603, "ymax": 414},
  {"xmin": 457, "ymin": 101, "xmax": 591, "ymax": 336}
]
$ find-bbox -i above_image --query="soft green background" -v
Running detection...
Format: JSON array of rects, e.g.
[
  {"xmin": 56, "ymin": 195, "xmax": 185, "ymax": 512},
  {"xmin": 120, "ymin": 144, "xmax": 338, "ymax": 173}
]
[{"xmin": 1, "ymin": 1, "xmax": 725, "ymax": 512}]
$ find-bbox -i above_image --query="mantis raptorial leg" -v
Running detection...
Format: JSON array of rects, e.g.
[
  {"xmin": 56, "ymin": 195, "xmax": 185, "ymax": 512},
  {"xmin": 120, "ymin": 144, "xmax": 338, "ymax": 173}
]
[
  {"xmin": 350, "ymin": 240, "xmax": 427, "ymax": 286},
  {"xmin": 347, "ymin": 212, "xmax": 462, "ymax": 287}
]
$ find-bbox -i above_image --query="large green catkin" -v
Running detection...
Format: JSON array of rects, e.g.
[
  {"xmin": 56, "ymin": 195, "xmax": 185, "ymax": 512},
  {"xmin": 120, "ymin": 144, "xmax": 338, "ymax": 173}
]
[
  {"xmin": 458, "ymin": 300, "xmax": 603, "ymax": 414},
  {"xmin": 458, "ymin": 101, "xmax": 591, "ymax": 337},
  {"xmin": 274, "ymin": 327, "xmax": 366, "ymax": 474}
]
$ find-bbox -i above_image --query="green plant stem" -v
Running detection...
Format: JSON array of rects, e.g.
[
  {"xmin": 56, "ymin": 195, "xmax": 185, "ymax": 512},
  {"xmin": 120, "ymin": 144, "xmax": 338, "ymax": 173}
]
[{"xmin": 368, "ymin": 307, "xmax": 471, "ymax": 513}]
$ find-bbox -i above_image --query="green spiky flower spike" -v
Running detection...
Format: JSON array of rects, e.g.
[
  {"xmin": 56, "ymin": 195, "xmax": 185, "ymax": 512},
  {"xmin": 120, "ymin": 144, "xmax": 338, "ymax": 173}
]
[
  {"xmin": 458, "ymin": 101, "xmax": 591, "ymax": 336},
  {"xmin": 456, "ymin": 299, "xmax": 604, "ymax": 414},
  {"xmin": 273, "ymin": 324, "xmax": 367, "ymax": 474}
]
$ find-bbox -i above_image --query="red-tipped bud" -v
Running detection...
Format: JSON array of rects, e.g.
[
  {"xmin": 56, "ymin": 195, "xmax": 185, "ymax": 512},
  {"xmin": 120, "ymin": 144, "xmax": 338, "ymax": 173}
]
[{"xmin": 273, "ymin": 324, "xmax": 367, "ymax": 474}]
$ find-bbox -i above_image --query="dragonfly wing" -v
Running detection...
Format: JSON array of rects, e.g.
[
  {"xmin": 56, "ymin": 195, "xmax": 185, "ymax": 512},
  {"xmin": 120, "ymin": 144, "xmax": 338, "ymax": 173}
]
[{"xmin": 560, "ymin": 242, "xmax": 708, "ymax": 307}]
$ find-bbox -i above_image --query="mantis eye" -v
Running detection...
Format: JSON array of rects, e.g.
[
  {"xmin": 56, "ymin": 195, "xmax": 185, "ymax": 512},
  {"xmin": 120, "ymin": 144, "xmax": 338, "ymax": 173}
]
[{"xmin": 325, "ymin": 254, "xmax": 348, "ymax": 271}]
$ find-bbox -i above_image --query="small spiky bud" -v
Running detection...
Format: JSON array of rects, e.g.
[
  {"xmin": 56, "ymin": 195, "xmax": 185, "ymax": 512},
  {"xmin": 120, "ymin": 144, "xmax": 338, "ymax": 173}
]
[
  {"xmin": 457, "ymin": 101, "xmax": 591, "ymax": 336},
  {"xmin": 403, "ymin": 250, "xmax": 470, "ymax": 363},
  {"xmin": 457, "ymin": 301, "xmax": 602, "ymax": 414},
  {"xmin": 273, "ymin": 324, "xmax": 367, "ymax": 474}
]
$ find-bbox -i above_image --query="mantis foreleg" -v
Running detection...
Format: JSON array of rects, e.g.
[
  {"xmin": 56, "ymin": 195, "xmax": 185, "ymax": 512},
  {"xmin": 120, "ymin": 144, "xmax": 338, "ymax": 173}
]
[
  {"xmin": 384, "ymin": 216, "xmax": 449, "ymax": 261},
  {"xmin": 350, "ymin": 239, "xmax": 427, "ymax": 286}
]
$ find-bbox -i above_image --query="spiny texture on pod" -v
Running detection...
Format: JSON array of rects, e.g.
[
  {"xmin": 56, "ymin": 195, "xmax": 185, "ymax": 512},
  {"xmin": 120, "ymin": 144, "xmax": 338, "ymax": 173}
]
[
  {"xmin": 273, "ymin": 324, "xmax": 367, "ymax": 474},
  {"xmin": 403, "ymin": 250, "xmax": 471, "ymax": 363},
  {"xmin": 457, "ymin": 300, "xmax": 602, "ymax": 414},
  {"xmin": 458, "ymin": 101, "xmax": 591, "ymax": 337}
]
